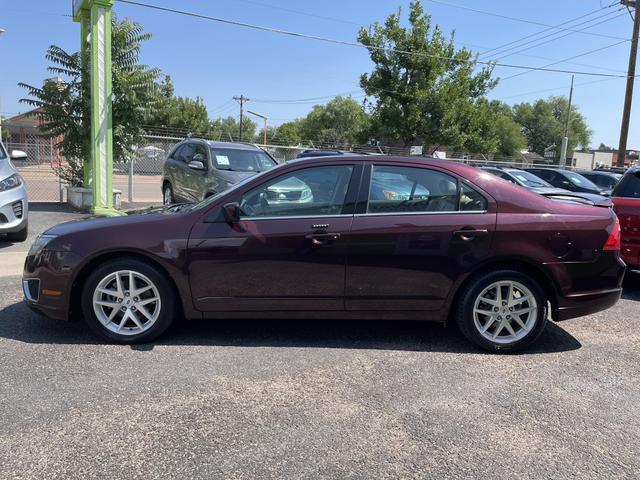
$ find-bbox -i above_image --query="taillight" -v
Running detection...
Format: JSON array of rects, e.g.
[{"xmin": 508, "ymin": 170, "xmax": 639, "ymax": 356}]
[{"xmin": 603, "ymin": 217, "xmax": 621, "ymax": 251}]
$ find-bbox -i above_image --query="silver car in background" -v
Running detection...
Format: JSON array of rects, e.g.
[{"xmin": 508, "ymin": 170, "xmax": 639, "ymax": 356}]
[{"xmin": 0, "ymin": 141, "xmax": 28, "ymax": 242}]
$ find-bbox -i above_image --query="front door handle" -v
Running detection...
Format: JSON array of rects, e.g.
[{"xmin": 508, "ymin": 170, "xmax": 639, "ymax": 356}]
[
  {"xmin": 305, "ymin": 232, "xmax": 341, "ymax": 245},
  {"xmin": 453, "ymin": 229, "xmax": 489, "ymax": 241}
]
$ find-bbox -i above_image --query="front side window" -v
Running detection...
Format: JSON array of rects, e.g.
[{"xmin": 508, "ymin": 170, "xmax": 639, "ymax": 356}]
[
  {"xmin": 211, "ymin": 148, "xmax": 276, "ymax": 173},
  {"xmin": 192, "ymin": 144, "xmax": 208, "ymax": 167},
  {"xmin": 178, "ymin": 143, "xmax": 195, "ymax": 163},
  {"xmin": 367, "ymin": 166, "xmax": 486, "ymax": 213},
  {"xmin": 240, "ymin": 165, "xmax": 354, "ymax": 217}
]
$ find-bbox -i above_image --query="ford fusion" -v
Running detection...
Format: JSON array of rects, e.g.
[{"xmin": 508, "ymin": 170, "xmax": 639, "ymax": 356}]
[{"xmin": 23, "ymin": 156, "xmax": 625, "ymax": 352}]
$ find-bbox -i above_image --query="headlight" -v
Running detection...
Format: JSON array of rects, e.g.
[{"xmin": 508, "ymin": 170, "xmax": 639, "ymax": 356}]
[
  {"xmin": 0, "ymin": 174, "xmax": 23, "ymax": 192},
  {"xmin": 28, "ymin": 234, "xmax": 57, "ymax": 257}
]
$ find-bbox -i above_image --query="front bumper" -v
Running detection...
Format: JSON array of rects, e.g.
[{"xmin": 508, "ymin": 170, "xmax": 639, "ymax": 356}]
[
  {"xmin": 0, "ymin": 184, "xmax": 28, "ymax": 233},
  {"xmin": 22, "ymin": 250, "xmax": 82, "ymax": 321}
]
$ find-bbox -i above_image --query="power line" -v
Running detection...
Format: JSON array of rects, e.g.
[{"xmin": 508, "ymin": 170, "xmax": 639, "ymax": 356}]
[
  {"xmin": 251, "ymin": 90, "xmax": 363, "ymax": 104},
  {"xmin": 499, "ymin": 39, "xmax": 629, "ymax": 81},
  {"xmin": 114, "ymin": 0, "xmax": 632, "ymax": 78},
  {"xmin": 493, "ymin": 11, "xmax": 627, "ymax": 61},
  {"xmin": 479, "ymin": 7, "xmax": 621, "ymax": 58},
  {"xmin": 425, "ymin": 0, "xmax": 628, "ymax": 41},
  {"xmin": 217, "ymin": 0, "xmax": 360, "ymax": 26}
]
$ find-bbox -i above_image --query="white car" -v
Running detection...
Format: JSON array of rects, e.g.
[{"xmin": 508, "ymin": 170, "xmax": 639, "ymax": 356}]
[{"xmin": 0, "ymin": 141, "xmax": 28, "ymax": 242}]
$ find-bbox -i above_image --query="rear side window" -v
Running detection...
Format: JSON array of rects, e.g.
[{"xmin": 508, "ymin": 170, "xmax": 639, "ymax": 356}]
[
  {"xmin": 367, "ymin": 166, "xmax": 486, "ymax": 214},
  {"xmin": 613, "ymin": 171, "xmax": 640, "ymax": 199}
]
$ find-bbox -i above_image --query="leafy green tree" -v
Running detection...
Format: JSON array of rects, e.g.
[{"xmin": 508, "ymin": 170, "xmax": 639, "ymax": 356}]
[
  {"xmin": 358, "ymin": 1, "xmax": 496, "ymax": 149},
  {"xmin": 20, "ymin": 18, "xmax": 159, "ymax": 186},
  {"xmin": 597, "ymin": 142, "xmax": 613, "ymax": 152},
  {"xmin": 272, "ymin": 120, "xmax": 303, "ymax": 145},
  {"xmin": 513, "ymin": 96, "xmax": 591, "ymax": 157},
  {"xmin": 145, "ymin": 75, "xmax": 210, "ymax": 135},
  {"xmin": 486, "ymin": 101, "xmax": 527, "ymax": 156},
  {"xmin": 209, "ymin": 116, "xmax": 257, "ymax": 142},
  {"xmin": 298, "ymin": 96, "xmax": 370, "ymax": 145}
]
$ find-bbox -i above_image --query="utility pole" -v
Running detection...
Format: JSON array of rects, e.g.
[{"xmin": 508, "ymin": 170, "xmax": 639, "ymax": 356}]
[
  {"xmin": 233, "ymin": 95, "xmax": 249, "ymax": 141},
  {"xmin": 617, "ymin": 0, "xmax": 640, "ymax": 167},
  {"xmin": 559, "ymin": 75, "xmax": 574, "ymax": 169},
  {"xmin": 247, "ymin": 110, "xmax": 269, "ymax": 145}
]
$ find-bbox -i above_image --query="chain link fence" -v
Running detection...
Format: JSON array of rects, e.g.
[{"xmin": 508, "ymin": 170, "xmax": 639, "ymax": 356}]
[{"xmin": 6, "ymin": 130, "xmax": 568, "ymax": 205}]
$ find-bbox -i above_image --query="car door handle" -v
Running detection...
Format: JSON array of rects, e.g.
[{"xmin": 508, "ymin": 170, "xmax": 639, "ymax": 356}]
[
  {"xmin": 453, "ymin": 229, "xmax": 489, "ymax": 241},
  {"xmin": 305, "ymin": 232, "xmax": 341, "ymax": 245}
]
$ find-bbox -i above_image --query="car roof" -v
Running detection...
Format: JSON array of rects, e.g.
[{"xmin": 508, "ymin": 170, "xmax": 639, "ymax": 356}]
[{"xmin": 180, "ymin": 139, "xmax": 264, "ymax": 151}]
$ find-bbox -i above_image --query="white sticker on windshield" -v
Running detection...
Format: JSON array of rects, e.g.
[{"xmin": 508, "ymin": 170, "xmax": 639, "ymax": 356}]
[{"xmin": 216, "ymin": 155, "xmax": 230, "ymax": 166}]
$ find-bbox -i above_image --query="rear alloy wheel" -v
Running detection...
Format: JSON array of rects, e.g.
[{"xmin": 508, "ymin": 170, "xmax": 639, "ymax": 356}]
[
  {"xmin": 163, "ymin": 184, "xmax": 174, "ymax": 205},
  {"xmin": 456, "ymin": 270, "xmax": 548, "ymax": 352},
  {"xmin": 81, "ymin": 259, "xmax": 176, "ymax": 343}
]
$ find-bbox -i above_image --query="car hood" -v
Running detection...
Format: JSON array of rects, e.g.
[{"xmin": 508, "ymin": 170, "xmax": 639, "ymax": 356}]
[
  {"xmin": 44, "ymin": 211, "xmax": 169, "ymax": 238},
  {"xmin": 215, "ymin": 169, "xmax": 259, "ymax": 184}
]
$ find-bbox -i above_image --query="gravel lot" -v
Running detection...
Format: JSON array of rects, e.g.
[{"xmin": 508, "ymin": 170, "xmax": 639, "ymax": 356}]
[{"xmin": 0, "ymin": 208, "xmax": 639, "ymax": 479}]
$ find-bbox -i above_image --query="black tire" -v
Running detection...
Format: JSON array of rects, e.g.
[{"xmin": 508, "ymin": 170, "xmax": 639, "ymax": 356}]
[
  {"xmin": 455, "ymin": 269, "xmax": 548, "ymax": 353},
  {"xmin": 7, "ymin": 224, "xmax": 28, "ymax": 242},
  {"xmin": 163, "ymin": 183, "xmax": 174, "ymax": 205},
  {"xmin": 81, "ymin": 258, "xmax": 177, "ymax": 344}
]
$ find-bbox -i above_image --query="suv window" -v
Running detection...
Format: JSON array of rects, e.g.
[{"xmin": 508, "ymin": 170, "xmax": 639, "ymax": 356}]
[
  {"xmin": 529, "ymin": 169, "xmax": 554, "ymax": 182},
  {"xmin": 211, "ymin": 147, "xmax": 276, "ymax": 173},
  {"xmin": 613, "ymin": 171, "xmax": 640, "ymax": 199},
  {"xmin": 192, "ymin": 144, "xmax": 208, "ymax": 167},
  {"xmin": 367, "ymin": 166, "xmax": 486, "ymax": 214},
  {"xmin": 240, "ymin": 165, "xmax": 354, "ymax": 217}
]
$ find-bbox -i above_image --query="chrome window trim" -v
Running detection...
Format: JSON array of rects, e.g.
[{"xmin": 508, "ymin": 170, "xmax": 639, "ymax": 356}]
[
  {"xmin": 355, "ymin": 210, "xmax": 488, "ymax": 217},
  {"xmin": 240, "ymin": 214, "xmax": 353, "ymax": 221}
]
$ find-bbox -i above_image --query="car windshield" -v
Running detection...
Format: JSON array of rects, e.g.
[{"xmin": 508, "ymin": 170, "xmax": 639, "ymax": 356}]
[
  {"xmin": 184, "ymin": 168, "xmax": 274, "ymax": 212},
  {"xmin": 510, "ymin": 171, "xmax": 550, "ymax": 187},
  {"xmin": 564, "ymin": 171, "xmax": 600, "ymax": 190},
  {"xmin": 211, "ymin": 147, "xmax": 276, "ymax": 172}
]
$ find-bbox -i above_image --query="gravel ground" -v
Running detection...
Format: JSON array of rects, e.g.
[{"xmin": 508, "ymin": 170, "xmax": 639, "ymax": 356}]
[{"xmin": 0, "ymin": 272, "xmax": 639, "ymax": 479}]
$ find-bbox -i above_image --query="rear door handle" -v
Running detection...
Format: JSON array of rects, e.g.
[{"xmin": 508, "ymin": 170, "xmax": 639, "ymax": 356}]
[
  {"xmin": 453, "ymin": 229, "xmax": 489, "ymax": 241},
  {"xmin": 305, "ymin": 232, "xmax": 341, "ymax": 245}
]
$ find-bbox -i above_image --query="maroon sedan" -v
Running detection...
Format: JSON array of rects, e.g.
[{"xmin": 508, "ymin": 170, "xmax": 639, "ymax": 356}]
[{"xmin": 22, "ymin": 156, "xmax": 625, "ymax": 352}]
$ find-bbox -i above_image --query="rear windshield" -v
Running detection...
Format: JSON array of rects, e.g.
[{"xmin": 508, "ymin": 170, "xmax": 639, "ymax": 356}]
[
  {"xmin": 613, "ymin": 171, "xmax": 640, "ymax": 199},
  {"xmin": 509, "ymin": 170, "xmax": 551, "ymax": 188},
  {"xmin": 211, "ymin": 147, "xmax": 277, "ymax": 173},
  {"xmin": 563, "ymin": 171, "xmax": 600, "ymax": 190}
]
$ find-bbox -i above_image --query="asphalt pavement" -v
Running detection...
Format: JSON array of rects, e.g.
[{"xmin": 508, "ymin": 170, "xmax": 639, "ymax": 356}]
[{"xmin": 0, "ymin": 208, "xmax": 639, "ymax": 479}]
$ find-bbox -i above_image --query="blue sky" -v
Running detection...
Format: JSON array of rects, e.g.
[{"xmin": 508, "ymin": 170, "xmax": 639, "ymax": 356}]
[{"xmin": 0, "ymin": 0, "xmax": 637, "ymax": 147}]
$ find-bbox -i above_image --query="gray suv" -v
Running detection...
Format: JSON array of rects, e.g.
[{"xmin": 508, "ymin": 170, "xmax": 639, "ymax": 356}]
[{"xmin": 162, "ymin": 140, "xmax": 278, "ymax": 204}]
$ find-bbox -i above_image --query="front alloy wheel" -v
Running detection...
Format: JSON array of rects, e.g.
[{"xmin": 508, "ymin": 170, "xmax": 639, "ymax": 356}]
[
  {"xmin": 82, "ymin": 258, "xmax": 176, "ymax": 343},
  {"xmin": 92, "ymin": 270, "xmax": 161, "ymax": 336},
  {"xmin": 163, "ymin": 185, "xmax": 174, "ymax": 205}
]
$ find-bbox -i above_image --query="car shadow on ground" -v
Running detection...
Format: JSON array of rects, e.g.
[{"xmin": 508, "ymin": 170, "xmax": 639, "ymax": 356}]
[
  {"xmin": 622, "ymin": 270, "xmax": 640, "ymax": 300},
  {"xmin": 0, "ymin": 301, "xmax": 581, "ymax": 355}
]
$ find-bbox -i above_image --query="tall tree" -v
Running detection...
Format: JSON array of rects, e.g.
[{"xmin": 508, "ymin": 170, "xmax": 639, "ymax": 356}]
[
  {"xmin": 20, "ymin": 18, "xmax": 159, "ymax": 186},
  {"xmin": 145, "ymin": 75, "xmax": 210, "ymax": 135},
  {"xmin": 272, "ymin": 120, "xmax": 303, "ymax": 145},
  {"xmin": 358, "ymin": 1, "xmax": 496, "ymax": 149},
  {"xmin": 513, "ymin": 96, "xmax": 591, "ymax": 157},
  {"xmin": 209, "ymin": 116, "xmax": 257, "ymax": 142},
  {"xmin": 486, "ymin": 101, "xmax": 527, "ymax": 157},
  {"xmin": 299, "ymin": 96, "xmax": 370, "ymax": 145}
]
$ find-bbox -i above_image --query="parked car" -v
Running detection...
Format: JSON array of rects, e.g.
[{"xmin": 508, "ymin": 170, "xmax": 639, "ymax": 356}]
[
  {"xmin": 162, "ymin": 139, "xmax": 278, "ymax": 204},
  {"xmin": 296, "ymin": 149, "xmax": 361, "ymax": 159},
  {"xmin": 481, "ymin": 166, "xmax": 611, "ymax": 206},
  {"xmin": 576, "ymin": 170, "xmax": 622, "ymax": 195},
  {"xmin": 611, "ymin": 166, "xmax": 640, "ymax": 268},
  {"xmin": 0, "ymin": 141, "xmax": 28, "ymax": 242},
  {"xmin": 524, "ymin": 167, "xmax": 609, "ymax": 196},
  {"xmin": 23, "ymin": 156, "xmax": 624, "ymax": 352}
]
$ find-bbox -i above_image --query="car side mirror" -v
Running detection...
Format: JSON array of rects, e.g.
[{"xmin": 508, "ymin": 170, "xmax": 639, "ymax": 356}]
[
  {"xmin": 10, "ymin": 150, "xmax": 28, "ymax": 160},
  {"xmin": 188, "ymin": 160, "xmax": 205, "ymax": 170},
  {"xmin": 223, "ymin": 202, "xmax": 240, "ymax": 224}
]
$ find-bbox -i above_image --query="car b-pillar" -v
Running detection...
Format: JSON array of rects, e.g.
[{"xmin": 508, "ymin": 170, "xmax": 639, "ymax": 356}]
[{"xmin": 73, "ymin": 0, "xmax": 120, "ymax": 216}]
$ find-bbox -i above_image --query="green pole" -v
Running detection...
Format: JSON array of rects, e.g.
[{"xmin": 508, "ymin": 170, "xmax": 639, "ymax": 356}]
[
  {"xmin": 74, "ymin": 0, "xmax": 120, "ymax": 216},
  {"xmin": 79, "ymin": 7, "xmax": 90, "ymax": 188}
]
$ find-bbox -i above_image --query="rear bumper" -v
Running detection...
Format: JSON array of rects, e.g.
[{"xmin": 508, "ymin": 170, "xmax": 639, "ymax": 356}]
[{"xmin": 556, "ymin": 287, "xmax": 622, "ymax": 321}]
